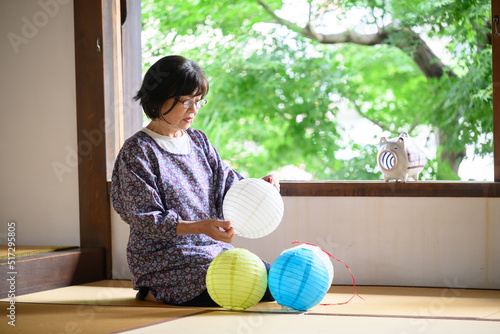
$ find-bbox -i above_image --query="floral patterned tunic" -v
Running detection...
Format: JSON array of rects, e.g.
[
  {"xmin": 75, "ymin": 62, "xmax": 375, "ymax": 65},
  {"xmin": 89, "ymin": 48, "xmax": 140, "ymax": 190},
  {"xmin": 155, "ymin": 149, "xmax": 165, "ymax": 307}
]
[{"xmin": 110, "ymin": 128, "xmax": 242, "ymax": 304}]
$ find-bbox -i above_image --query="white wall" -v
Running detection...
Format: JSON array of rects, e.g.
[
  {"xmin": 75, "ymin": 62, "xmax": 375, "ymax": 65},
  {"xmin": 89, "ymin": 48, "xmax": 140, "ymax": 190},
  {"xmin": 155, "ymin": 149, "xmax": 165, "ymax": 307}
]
[
  {"xmin": 0, "ymin": 0, "xmax": 80, "ymax": 246},
  {"xmin": 112, "ymin": 196, "xmax": 500, "ymax": 289}
]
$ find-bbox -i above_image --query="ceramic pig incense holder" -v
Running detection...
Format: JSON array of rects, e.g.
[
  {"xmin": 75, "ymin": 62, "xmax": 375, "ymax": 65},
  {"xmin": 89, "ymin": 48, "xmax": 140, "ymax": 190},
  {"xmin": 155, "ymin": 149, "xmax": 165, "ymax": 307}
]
[{"xmin": 377, "ymin": 132, "xmax": 426, "ymax": 182}]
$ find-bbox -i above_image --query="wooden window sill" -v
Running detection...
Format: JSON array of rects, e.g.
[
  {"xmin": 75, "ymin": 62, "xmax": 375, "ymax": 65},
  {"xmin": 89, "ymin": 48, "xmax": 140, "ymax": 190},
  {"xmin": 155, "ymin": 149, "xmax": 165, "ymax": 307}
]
[
  {"xmin": 107, "ymin": 180, "xmax": 500, "ymax": 197},
  {"xmin": 279, "ymin": 181, "xmax": 500, "ymax": 197}
]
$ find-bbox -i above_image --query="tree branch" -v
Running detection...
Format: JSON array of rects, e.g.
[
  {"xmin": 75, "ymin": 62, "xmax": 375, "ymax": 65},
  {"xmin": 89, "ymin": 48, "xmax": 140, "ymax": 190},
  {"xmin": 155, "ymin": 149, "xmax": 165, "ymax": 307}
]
[
  {"xmin": 257, "ymin": 0, "xmax": 388, "ymax": 45},
  {"xmin": 257, "ymin": 0, "xmax": 301, "ymax": 32},
  {"xmin": 256, "ymin": 0, "xmax": 456, "ymax": 79},
  {"xmin": 349, "ymin": 97, "xmax": 390, "ymax": 131},
  {"xmin": 303, "ymin": 23, "xmax": 388, "ymax": 45}
]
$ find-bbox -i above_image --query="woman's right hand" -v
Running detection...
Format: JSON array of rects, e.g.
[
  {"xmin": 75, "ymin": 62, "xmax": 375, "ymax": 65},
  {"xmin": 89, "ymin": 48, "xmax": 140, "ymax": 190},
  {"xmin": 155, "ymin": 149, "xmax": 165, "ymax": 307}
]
[{"xmin": 177, "ymin": 219, "xmax": 235, "ymax": 243}]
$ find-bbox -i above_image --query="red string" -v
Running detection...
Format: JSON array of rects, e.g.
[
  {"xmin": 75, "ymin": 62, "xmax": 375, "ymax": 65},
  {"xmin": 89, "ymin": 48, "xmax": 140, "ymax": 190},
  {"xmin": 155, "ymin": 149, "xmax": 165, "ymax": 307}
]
[{"xmin": 292, "ymin": 240, "xmax": 365, "ymax": 305}]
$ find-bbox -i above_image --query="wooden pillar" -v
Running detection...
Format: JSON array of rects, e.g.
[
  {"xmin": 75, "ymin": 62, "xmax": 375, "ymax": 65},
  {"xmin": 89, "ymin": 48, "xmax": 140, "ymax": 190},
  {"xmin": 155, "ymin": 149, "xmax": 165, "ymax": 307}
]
[
  {"xmin": 493, "ymin": 0, "xmax": 500, "ymax": 182},
  {"xmin": 74, "ymin": 0, "xmax": 124, "ymax": 279}
]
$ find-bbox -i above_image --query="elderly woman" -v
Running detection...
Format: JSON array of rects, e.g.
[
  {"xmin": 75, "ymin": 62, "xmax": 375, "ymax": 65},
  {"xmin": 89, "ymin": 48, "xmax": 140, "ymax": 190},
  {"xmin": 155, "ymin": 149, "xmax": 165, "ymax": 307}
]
[{"xmin": 110, "ymin": 55, "xmax": 277, "ymax": 306}]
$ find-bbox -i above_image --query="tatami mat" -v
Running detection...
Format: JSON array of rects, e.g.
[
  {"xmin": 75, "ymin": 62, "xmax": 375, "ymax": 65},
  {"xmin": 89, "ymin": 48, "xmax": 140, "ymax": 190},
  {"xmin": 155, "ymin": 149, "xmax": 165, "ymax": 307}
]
[
  {"xmin": 2, "ymin": 280, "xmax": 499, "ymax": 333},
  {"xmin": 6, "ymin": 280, "xmax": 500, "ymax": 320},
  {"xmin": 118, "ymin": 310, "xmax": 500, "ymax": 334},
  {"xmin": 4, "ymin": 281, "xmax": 145, "ymax": 308},
  {"xmin": 0, "ymin": 302, "xmax": 205, "ymax": 334},
  {"xmin": 250, "ymin": 285, "xmax": 500, "ymax": 320}
]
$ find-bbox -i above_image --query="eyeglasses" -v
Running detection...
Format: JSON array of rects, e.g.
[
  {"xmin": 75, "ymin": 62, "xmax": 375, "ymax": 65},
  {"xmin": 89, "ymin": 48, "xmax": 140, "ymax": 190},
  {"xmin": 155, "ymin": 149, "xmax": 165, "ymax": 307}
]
[{"xmin": 178, "ymin": 98, "xmax": 207, "ymax": 109}]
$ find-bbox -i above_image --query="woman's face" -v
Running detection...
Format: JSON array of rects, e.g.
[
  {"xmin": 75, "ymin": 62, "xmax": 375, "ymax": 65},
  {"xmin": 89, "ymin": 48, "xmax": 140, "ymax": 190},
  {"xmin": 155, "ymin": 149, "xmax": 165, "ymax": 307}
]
[{"xmin": 159, "ymin": 95, "xmax": 202, "ymax": 133}]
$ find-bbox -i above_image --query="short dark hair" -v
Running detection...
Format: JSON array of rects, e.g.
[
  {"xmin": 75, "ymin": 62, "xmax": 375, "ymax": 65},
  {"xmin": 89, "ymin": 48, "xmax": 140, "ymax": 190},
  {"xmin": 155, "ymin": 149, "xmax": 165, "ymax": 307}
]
[{"xmin": 134, "ymin": 55, "xmax": 209, "ymax": 120}]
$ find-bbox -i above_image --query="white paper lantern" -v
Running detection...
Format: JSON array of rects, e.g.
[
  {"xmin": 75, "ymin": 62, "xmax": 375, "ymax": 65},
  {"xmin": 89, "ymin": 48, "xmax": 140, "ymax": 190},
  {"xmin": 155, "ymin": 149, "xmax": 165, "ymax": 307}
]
[
  {"xmin": 283, "ymin": 244, "xmax": 334, "ymax": 287},
  {"xmin": 223, "ymin": 178, "xmax": 284, "ymax": 239}
]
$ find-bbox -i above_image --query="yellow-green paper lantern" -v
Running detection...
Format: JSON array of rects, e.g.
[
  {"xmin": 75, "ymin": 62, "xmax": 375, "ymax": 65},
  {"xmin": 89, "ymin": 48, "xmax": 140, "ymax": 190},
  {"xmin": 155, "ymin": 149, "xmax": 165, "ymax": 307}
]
[{"xmin": 206, "ymin": 248, "xmax": 268, "ymax": 310}]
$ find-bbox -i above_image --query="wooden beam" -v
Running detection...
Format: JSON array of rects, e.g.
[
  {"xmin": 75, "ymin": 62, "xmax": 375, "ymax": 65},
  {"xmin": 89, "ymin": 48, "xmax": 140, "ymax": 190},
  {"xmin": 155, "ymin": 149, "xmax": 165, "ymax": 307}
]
[
  {"xmin": 74, "ymin": 0, "xmax": 111, "ymax": 279},
  {"xmin": 0, "ymin": 248, "xmax": 105, "ymax": 298},
  {"xmin": 493, "ymin": 0, "xmax": 500, "ymax": 182}
]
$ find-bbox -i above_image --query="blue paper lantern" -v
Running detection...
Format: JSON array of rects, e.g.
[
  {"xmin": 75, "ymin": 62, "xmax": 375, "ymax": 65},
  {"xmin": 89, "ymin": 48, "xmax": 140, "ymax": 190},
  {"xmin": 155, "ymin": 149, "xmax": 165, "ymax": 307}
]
[
  {"xmin": 283, "ymin": 244, "xmax": 334, "ymax": 287},
  {"xmin": 269, "ymin": 248, "xmax": 330, "ymax": 311}
]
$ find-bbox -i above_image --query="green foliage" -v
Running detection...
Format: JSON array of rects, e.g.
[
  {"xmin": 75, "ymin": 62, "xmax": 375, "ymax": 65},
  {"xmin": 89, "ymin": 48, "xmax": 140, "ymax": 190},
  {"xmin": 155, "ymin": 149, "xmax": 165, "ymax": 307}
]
[{"xmin": 140, "ymin": 0, "xmax": 493, "ymax": 180}]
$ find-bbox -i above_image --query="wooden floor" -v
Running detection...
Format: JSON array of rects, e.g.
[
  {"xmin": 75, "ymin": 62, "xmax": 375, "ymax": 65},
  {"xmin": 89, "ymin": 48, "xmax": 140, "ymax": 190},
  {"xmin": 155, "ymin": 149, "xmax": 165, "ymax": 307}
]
[{"xmin": 1, "ymin": 280, "xmax": 499, "ymax": 333}]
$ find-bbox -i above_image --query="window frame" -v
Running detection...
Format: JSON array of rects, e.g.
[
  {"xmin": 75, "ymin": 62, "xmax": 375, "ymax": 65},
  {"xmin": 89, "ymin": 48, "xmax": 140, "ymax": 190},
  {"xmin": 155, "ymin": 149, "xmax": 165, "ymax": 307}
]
[{"xmin": 284, "ymin": 0, "xmax": 500, "ymax": 197}]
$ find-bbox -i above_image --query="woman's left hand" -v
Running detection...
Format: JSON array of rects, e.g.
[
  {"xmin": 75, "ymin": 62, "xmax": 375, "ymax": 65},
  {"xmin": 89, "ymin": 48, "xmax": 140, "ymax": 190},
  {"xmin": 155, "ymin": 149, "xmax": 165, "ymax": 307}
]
[{"xmin": 262, "ymin": 175, "xmax": 280, "ymax": 192}]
